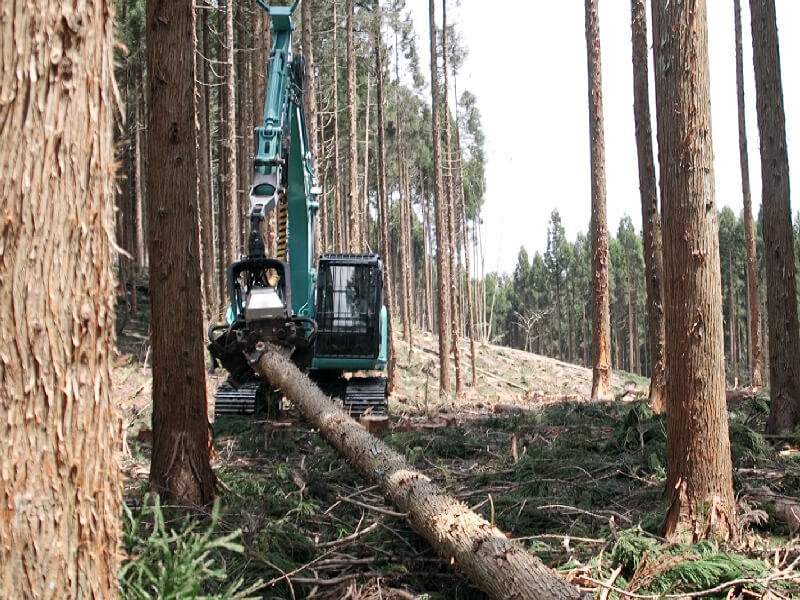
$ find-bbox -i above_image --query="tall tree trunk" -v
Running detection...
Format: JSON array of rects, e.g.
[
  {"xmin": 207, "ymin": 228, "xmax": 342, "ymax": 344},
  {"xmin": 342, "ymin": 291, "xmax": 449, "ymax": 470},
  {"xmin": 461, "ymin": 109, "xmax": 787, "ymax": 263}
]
[
  {"xmin": 585, "ymin": 0, "xmax": 614, "ymax": 401},
  {"xmin": 362, "ymin": 72, "xmax": 371, "ymax": 249},
  {"xmin": 441, "ymin": 0, "xmax": 462, "ymax": 397},
  {"xmin": 196, "ymin": 6, "xmax": 217, "ymax": 318},
  {"xmin": 147, "ymin": 0, "xmax": 216, "ymax": 505},
  {"xmin": 429, "ymin": 0, "xmax": 451, "ymax": 395},
  {"xmin": 651, "ymin": 0, "xmax": 737, "ymax": 542},
  {"xmin": 375, "ymin": 10, "xmax": 396, "ymax": 393},
  {"xmin": 224, "ymin": 0, "xmax": 240, "ymax": 266},
  {"xmin": 0, "ymin": 1, "xmax": 121, "ymax": 594},
  {"xmin": 404, "ymin": 166, "xmax": 416, "ymax": 333},
  {"xmin": 750, "ymin": 0, "xmax": 800, "ymax": 433},
  {"xmin": 734, "ymin": 0, "xmax": 763, "ymax": 387},
  {"xmin": 454, "ymin": 99, "xmax": 477, "ymax": 386},
  {"xmin": 332, "ymin": 0, "xmax": 343, "ymax": 251},
  {"xmin": 302, "ymin": 0, "xmax": 319, "ymax": 258},
  {"xmin": 422, "ymin": 180, "xmax": 435, "ymax": 332},
  {"xmin": 631, "ymin": 0, "xmax": 666, "ymax": 411},
  {"xmin": 346, "ymin": 0, "xmax": 360, "ymax": 252},
  {"xmin": 729, "ymin": 249, "xmax": 739, "ymax": 383},
  {"xmin": 626, "ymin": 256, "xmax": 635, "ymax": 373},
  {"xmin": 134, "ymin": 91, "xmax": 146, "ymax": 268}
]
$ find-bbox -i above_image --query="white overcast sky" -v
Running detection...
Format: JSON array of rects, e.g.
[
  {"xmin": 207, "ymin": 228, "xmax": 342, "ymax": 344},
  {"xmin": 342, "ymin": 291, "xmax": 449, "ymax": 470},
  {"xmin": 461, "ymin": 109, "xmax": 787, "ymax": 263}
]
[{"xmin": 402, "ymin": 1, "xmax": 799, "ymax": 276}]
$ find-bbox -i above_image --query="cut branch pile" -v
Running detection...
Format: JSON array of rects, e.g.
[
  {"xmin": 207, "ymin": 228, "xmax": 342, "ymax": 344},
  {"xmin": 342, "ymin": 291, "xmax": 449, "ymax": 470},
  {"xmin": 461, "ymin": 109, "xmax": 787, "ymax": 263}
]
[{"xmin": 250, "ymin": 342, "xmax": 589, "ymax": 600}]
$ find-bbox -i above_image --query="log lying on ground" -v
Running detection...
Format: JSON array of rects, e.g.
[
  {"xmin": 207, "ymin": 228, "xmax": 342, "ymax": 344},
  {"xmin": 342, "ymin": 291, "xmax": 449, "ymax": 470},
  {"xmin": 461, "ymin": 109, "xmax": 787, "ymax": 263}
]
[{"xmin": 249, "ymin": 343, "xmax": 588, "ymax": 600}]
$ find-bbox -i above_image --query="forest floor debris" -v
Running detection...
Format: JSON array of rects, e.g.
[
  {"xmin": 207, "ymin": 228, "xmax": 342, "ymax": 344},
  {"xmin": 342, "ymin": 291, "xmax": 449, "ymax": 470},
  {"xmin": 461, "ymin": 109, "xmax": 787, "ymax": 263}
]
[{"xmin": 116, "ymin": 303, "xmax": 800, "ymax": 599}]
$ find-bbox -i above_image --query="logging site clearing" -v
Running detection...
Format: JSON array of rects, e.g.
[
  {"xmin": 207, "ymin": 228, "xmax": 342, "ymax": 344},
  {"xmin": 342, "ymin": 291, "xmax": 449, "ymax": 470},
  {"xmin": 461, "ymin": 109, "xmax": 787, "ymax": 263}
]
[{"xmin": 116, "ymin": 300, "xmax": 800, "ymax": 600}]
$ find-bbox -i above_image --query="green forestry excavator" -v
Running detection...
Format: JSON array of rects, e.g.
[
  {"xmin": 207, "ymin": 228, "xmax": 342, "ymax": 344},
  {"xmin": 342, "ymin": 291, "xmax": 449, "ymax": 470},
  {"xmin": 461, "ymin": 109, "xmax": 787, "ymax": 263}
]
[{"xmin": 208, "ymin": 0, "xmax": 388, "ymax": 418}]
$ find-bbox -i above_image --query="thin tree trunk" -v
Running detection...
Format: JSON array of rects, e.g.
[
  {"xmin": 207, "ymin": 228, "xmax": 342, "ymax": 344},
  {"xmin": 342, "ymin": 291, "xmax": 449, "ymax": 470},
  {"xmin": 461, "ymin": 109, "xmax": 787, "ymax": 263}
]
[
  {"xmin": 441, "ymin": 0, "xmax": 462, "ymax": 397},
  {"xmin": 586, "ymin": 0, "xmax": 614, "ymax": 401},
  {"xmin": 0, "ymin": 0, "xmax": 122, "ymax": 593},
  {"xmin": 196, "ymin": 6, "xmax": 217, "ymax": 318},
  {"xmin": 251, "ymin": 346, "xmax": 586, "ymax": 600},
  {"xmin": 631, "ymin": 0, "xmax": 666, "ymax": 411},
  {"xmin": 651, "ymin": 0, "xmax": 737, "ymax": 542},
  {"xmin": 404, "ymin": 166, "xmax": 416, "ymax": 333},
  {"xmin": 362, "ymin": 72, "xmax": 371, "ymax": 249},
  {"xmin": 394, "ymin": 33, "xmax": 412, "ymax": 344},
  {"xmin": 147, "ymin": 0, "xmax": 216, "ymax": 505},
  {"xmin": 454, "ymin": 105, "xmax": 477, "ymax": 386},
  {"xmin": 332, "ymin": 0, "xmax": 343, "ymax": 251},
  {"xmin": 134, "ymin": 89, "xmax": 146, "ymax": 267},
  {"xmin": 429, "ymin": 0, "xmax": 451, "ymax": 395},
  {"xmin": 729, "ymin": 249, "xmax": 739, "ymax": 383},
  {"xmin": 750, "ymin": 0, "xmax": 800, "ymax": 433},
  {"xmin": 346, "ymin": 0, "xmax": 360, "ymax": 252},
  {"xmin": 302, "ymin": 0, "xmax": 319, "ymax": 258},
  {"xmin": 223, "ymin": 0, "xmax": 239, "ymax": 266},
  {"xmin": 375, "ymin": 11, "xmax": 396, "ymax": 393},
  {"xmin": 734, "ymin": 0, "xmax": 763, "ymax": 388},
  {"xmin": 627, "ymin": 255, "xmax": 635, "ymax": 373},
  {"xmin": 422, "ymin": 178, "xmax": 434, "ymax": 332}
]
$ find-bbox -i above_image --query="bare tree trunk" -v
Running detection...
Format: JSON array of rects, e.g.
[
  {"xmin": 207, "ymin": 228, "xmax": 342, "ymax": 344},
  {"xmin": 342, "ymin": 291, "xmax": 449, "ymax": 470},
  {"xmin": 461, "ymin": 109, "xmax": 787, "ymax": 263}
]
[
  {"xmin": 134, "ymin": 90, "xmax": 146, "ymax": 267},
  {"xmin": 332, "ymin": 1, "xmax": 343, "ymax": 251},
  {"xmin": 734, "ymin": 0, "xmax": 763, "ymax": 388},
  {"xmin": 224, "ymin": 0, "xmax": 239, "ymax": 265},
  {"xmin": 362, "ymin": 71, "xmax": 371, "ymax": 249},
  {"xmin": 394, "ymin": 33, "xmax": 412, "ymax": 345},
  {"xmin": 346, "ymin": 0, "xmax": 361, "ymax": 252},
  {"xmin": 729, "ymin": 249, "xmax": 739, "ymax": 383},
  {"xmin": 441, "ymin": 0, "xmax": 462, "ymax": 397},
  {"xmin": 422, "ymin": 179, "xmax": 435, "ymax": 332},
  {"xmin": 375, "ymin": 11, "xmax": 397, "ymax": 393},
  {"xmin": 196, "ymin": 6, "xmax": 217, "ymax": 318},
  {"xmin": 651, "ymin": 0, "xmax": 737, "ymax": 542},
  {"xmin": 454, "ymin": 113, "xmax": 477, "ymax": 386},
  {"xmin": 429, "ymin": 0, "xmax": 451, "ymax": 396},
  {"xmin": 749, "ymin": 0, "xmax": 800, "ymax": 433},
  {"xmin": 302, "ymin": 0, "xmax": 319, "ymax": 258},
  {"xmin": 585, "ymin": 0, "xmax": 614, "ymax": 401},
  {"xmin": 404, "ymin": 166, "xmax": 416, "ymax": 333},
  {"xmin": 632, "ymin": 0, "xmax": 666, "ymax": 408},
  {"xmin": 147, "ymin": 0, "xmax": 216, "ymax": 505},
  {"xmin": 0, "ymin": 0, "xmax": 121, "ymax": 593},
  {"xmin": 251, "ymin": 346, "xmax": 587, "ymax": 600}
]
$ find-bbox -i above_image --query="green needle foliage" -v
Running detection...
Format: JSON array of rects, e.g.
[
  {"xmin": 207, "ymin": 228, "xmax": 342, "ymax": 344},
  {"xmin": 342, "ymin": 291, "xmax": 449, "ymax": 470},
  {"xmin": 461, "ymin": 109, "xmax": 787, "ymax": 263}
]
[{"xmin": 120, "ymin": 496, "xmax": 262, "ymax": 600}]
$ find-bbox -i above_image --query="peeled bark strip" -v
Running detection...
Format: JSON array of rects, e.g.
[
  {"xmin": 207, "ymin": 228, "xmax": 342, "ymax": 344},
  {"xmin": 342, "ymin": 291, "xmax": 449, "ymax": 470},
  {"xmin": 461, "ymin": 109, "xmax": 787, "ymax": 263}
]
[{"xmin": 251, "ymin": 345, "xmax": 586, "ymax": 600}]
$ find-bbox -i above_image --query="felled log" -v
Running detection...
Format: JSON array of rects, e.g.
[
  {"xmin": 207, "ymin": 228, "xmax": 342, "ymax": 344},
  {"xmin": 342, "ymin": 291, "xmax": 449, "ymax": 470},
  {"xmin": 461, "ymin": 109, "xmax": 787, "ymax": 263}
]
[{"xmin": 249, "ymin": 343, "xmax": 587, "ymax": 600}]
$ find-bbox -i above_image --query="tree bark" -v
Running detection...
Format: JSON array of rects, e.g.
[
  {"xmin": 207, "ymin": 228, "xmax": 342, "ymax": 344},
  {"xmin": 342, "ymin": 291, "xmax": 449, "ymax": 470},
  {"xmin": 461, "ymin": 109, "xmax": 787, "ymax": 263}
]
[
  {"xmin": 332, "ymin": 1, "xmax": 344, "ymax": 251},
  {"xmin": 422, "ymin": 179, "xmax": 435, "ymax": 332},
  {"xmin": 429, "ymin": 0, "xmax": 452, "ymax": 396},
  {"xmin": 251, "ymin": 345, "xmax": 586, "ymax": 600},
  {"xmin": 302, "ymin": 0, "xmax": 320, "ymax": 258},
  {"xmin": 729, "ymin": 249, "xmax": 739, "ymax": 382},
  {"xmin": 196, "ymin": 6, "xmax": 217, "ymax": 318},
  {"xmin": 749, "ymin": 0, "xmax": 800, "ymax": 433},
  {"xmin": 0, "ymin": 1, "xmax": 122, "ymax": 594},
  {"xmin": 346, "ymin": 0, "xmax": 361, "ymax": 252},
  {"xmin": 375, "ymin": 10, "xmax": 397, "ymax": 393},
  {"xmin": 147, "ymin": 0, "xmax": 216, "ymax": 505},
  {"xmin": 224, "ymin": 0, "xmax": 240, "ymax": 265},
  {"xmin": 585, "ymin": 0, "xmax": 614, "ymax": 401},
  {"xmin": 734, "ymin": 0, "xmax": 763, "ymax": 388},
  {"xmin": 441, "ymin": 0, "xmax": 463, "ymax": 397},
  {"xmin": 651, "ymin": 0, "xmax": 737, "ymax": 542}
]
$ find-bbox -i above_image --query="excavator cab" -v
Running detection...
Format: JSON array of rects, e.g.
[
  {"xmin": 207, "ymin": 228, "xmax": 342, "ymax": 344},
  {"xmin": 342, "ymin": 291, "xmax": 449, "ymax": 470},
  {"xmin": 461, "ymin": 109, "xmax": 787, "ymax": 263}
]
[{"xmin": 314, "ymin": 254, "xmax": 384, "ymax": 361}]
